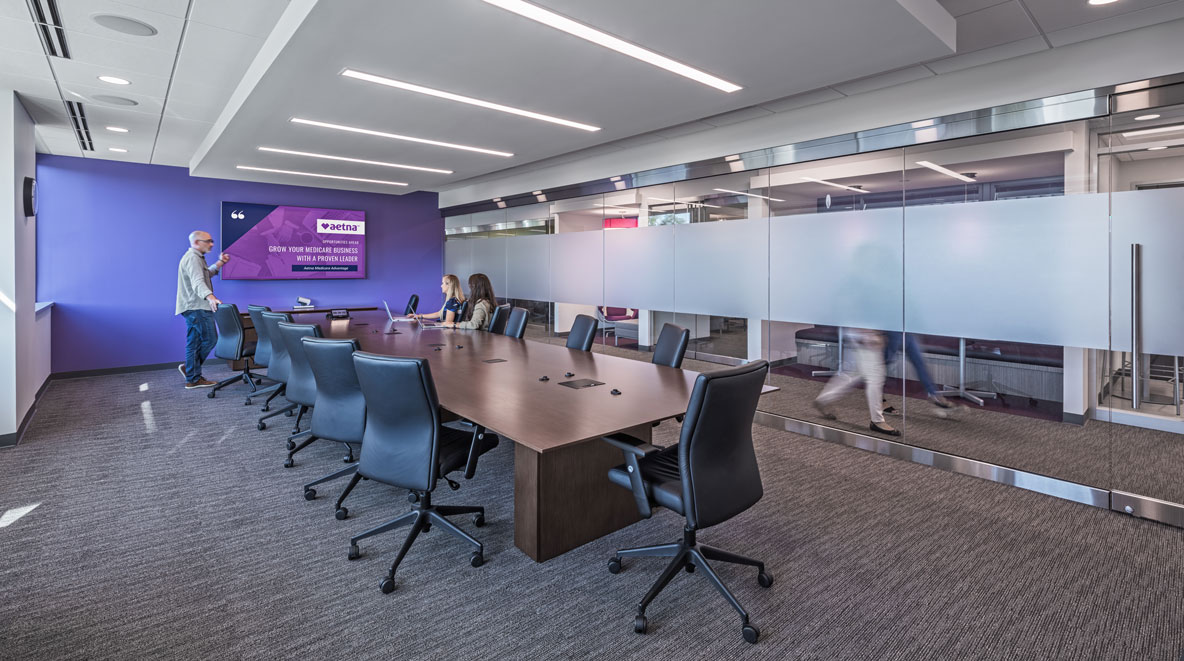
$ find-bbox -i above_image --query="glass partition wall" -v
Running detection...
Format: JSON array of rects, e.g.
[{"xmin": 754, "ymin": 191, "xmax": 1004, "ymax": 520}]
[{"xmin": 442, "ymin": 91, "xmax": 1184, "ymax": 526}]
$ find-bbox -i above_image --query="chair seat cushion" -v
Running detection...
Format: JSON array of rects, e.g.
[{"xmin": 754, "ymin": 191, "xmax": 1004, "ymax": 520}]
[
  {"xmin": 437, "ymin": 425, "xmax": 499, "ymax": 477},
  {"xmin": 607, "ymin": 443, "xmax": 684, "ymax": 515}
]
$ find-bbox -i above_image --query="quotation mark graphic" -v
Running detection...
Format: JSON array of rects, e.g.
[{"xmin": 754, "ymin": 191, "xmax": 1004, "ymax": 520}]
[{"xmin": 230, "ymin": 210, "xmax": 245, "ymax": 220}]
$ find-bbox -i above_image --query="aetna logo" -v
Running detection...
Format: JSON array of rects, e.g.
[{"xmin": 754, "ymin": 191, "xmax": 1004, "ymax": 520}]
[{"xmin": 316, "ymin": 219, "xmax": 365, "ymax": 235}]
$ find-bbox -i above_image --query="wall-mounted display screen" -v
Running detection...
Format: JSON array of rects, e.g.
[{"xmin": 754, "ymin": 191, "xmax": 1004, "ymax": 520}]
[{"xmin": 220, "ymin": 202, "xmax": 366, "ymax": 280}]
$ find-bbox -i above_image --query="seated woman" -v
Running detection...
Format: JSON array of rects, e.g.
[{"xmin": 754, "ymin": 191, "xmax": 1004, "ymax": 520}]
[
  {"xmin": 444, "ymin": 273, "xmax": 496, "ymax": 330},
  {"xmin": 411, "ymin": 274, "xmax": 466, "ymax": 324}
]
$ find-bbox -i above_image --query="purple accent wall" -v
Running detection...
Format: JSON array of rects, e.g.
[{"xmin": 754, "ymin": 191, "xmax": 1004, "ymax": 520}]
[{"xmin": 36, "ymin": 155, "xmax": 443, "ymax": 373}]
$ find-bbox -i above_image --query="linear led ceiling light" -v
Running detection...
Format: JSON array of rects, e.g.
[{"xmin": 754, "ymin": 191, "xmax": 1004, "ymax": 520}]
[
  {"xmin": 647, "ymin": 196, "xmax": 721, "ymax": 208},
  {"xmin": 105, "ymin": 126, "xmax": 128, "ymax": 133},
  {"xmin": 108, "ymin": 147, "xmax": 127, "ymax": 153},
  {"xmin": 236, "ymin": 165, "xmax": 407, "ymax": 186},
  {"xmin": 290, "ymin": 118, "xmax": 513, "ymax": 157},
  {"xmin": 799, "ymin": 176, "xmax": 870, "ymax": 192},
  {"xmin": 257, "ymin": 147, "xmax": 453, "ymax": 174},
  {"xmin": 482, "ymin": 0, "xmax": 741, "ymax": 93},
  {"xmin": 1135, "ymin": 114, "xmax": 1160, "ymax": 121},
  {"xmin": 914, "ymin": 161, "xmax": 976, "ymax": 183},
  {"xmin": 713, "ymin": 188, "xmax": 784, "ymax": 202},
  {"xmin": 1121, "ymin": 124, "xmax": 1184, "ymax": 138},
  {"xmin": 341, "ymin": 69, "xmax": 600, "ymax": 131}
]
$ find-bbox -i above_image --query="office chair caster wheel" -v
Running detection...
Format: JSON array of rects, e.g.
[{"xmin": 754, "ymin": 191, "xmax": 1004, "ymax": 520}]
[
  {"xmin": 261, "ymin": 405, "xmax": 270, "ymax": 412},
  {"xmin": 685, "ymin": 564, "xmax": 695, "ymax": 573},
  {"xmin": 407, "ymin": 492, "xmax": 419, "ymax": 504},
  {"xmin": 207, "ymin": 392, "xmax": 216, "ymax": 399},
  {"xmin": 285, "ymin": 410, "xmax": 293, "ymax": 417},
  {"xmin": 758, "ymin": 571, "xmax": 774, "ymax": 588},
  {"xmin": 742, "ymin": 623, "xmax": 760, "ymax": 644},
  {"xmin": 335, "ymin": 507, "xmax": 348, "ymax": 521},
  {"xmin": 286, "ymin": 440, "xmax": 295, "ymax": 451},
  {"xmin": 343, "ymin": 454, "xmax": 353, "ymax": 464},
  {"xmin": 284, "ymin": 459, "xmax": 294, "ymax": 468},
  {"xmin": 633, "ymin": 615, "xmax": 647, "ymax": 634},
  {"xmin": 243, "ymin": 399, "xmax": 251, "ymax": 406},
  {"xmin": 380, "ymin": 577, "xmax": 396, "ymax": 594},
  {"xmin": 470, "ymin": 552, "xmax": 484, "ymax": 568},
  {"xmin": 422, "ymin": 523, "xmax": 431, "ymax": 533},
  {"xmin": 257, "ymin": 422, "xmax": 266, "ymax": 431},
  {"xmin": 255, "ymin": 379, "xmax": 263, "ymax": 385},
  {"xmin": 304, "ymin": 488, "xmax": 316, "ymax": 501},
  {"xmin": 472, "ymin": 513, "xmax": 485, "ymax": 527},
  {"xmin": 607, "ymin": 557, "xmax": 622, "ymax": 574},
  {"xmin": 347, "ymin": 544, "xmax": 360, "ymax": 560}
]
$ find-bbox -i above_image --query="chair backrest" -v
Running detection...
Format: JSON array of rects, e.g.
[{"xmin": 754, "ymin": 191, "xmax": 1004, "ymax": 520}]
[
  {"xmin": 212, "ymin": 303, "xmax": 245, "ymax": 360},
  {"xmin": 353, "ymin": 351, "xmax": 443, "ymax": 492},
  {"xmin": 503, "ymin": 307, "xmax": 528, "ymax": 339},
  {"xmin": 276, "ymin": 321, "xmax": 322, "ymax": 406},
  {"xmin": 652, "ymin": 323, "xmax": 690, "ymax": 368},
  {"xmin": 259, "ymin": 312, "xmax": 294, "ymax": 383},
  {"xmin": 566, "ymin": 314, "xmax": 598, "ymax": 352},
  {"xmin": 246, "ymin": 305, "xmax": 272, "ymax": 367},
  {"xmin": 487, "ymin": 303, "xmax": 511, "ymax": 334},
  {"xmin": 404, "ymin": 294, "xmax": 419, "ymax": 315},
  {"xmin": 456, "ymin": 300, "xmax": 470, "ymax": 323},
  {"xmin": 677, "ymin": 360, "xmax": 769, "ymax": 530},
  {"xmin": 304, "ymin": 337, "xmax": 364, "ymax": 443}
]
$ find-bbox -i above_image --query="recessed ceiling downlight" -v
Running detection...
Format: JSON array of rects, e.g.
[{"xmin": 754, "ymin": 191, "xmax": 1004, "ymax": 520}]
[
  {"xmin": 92, "ymin": 14, "xmax": 158, "ymax": 37},
  {"xmin": 98, "ymin": 75, "xmax": 131, "ymax": 85},
  {"xmin": 90, "ymin": 94, "xmax": 138, "ymax": 107}
]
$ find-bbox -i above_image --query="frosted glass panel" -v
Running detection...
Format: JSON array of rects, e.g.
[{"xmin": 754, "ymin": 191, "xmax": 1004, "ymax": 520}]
[
  {"xmin": 470, "ymin": 237, "xmax": 507, "ymax": 297},
  {"xmin": 905, "ymin": 194, "xmax": 1108, "ymax": 348},
  {"xmin": 549, "ymin": 231, "xmax": 603, "ymax": 305},
  {"xmin": 1111, "ymin": 188, "xmax": 1184, "ymax": 355},
  {"xmin": 506, "ymin": 235, "xmax": 550, "ymax": 301},
  {"xmin": 674, "ymin": 218, "xmax": 768, "ymax": 319},
  {"xmin": 604, "ymin": 225, "xmax": 674, "ymax": 310},
  {"xmin": 770, "ymin": 208, "xmax": 903, "ymax": 331},
  {"xmin": 444, "ymin": 240, "xmax": 471, "ymax": 281}
]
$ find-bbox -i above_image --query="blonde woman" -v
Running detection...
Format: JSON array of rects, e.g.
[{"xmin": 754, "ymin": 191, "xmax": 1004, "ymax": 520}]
[{"xmin": 410, "ymin": 274, "xmax": 466, "ymax": 324}]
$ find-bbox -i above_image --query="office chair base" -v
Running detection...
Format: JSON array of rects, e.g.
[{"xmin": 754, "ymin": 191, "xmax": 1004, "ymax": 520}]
[
  {"xmin": 610, "ymin": 527, "xmax": 769, "ymax": 644},
  {"xmin": 348, "ymin": 491, "xmax": 485, "ymax": 592},
  {"xmin": 258, "ymin": 402, "xmax": 297, "ymax": 429},
  {"xmin": 208, "ymin": 369, "xmax": 264, "ymax": 398}
]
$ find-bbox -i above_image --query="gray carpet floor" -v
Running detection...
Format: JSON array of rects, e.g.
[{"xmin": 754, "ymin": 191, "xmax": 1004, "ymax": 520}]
[{"xmin": 2, "ymin": 361, "xmax": 1184, "ymax": 660}]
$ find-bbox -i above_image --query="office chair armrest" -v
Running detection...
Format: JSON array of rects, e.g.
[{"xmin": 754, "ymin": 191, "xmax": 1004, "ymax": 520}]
[
  {"xmin": 464, "ymin": 425, "xmax": 492, "ymax": 480},
  {"xmin": 602, "ymin": 433, "xmax": 660, "ymax": 519},
  {"xmin": 601, "ymin": 432, "xmax": 661, "ymax": 457}
]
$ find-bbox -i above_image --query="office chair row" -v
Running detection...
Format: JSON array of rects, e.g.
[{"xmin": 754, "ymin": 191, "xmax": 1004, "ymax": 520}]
[{"xmin": 208, "ymin": 301, "xmax": 773, "ymax": 643}]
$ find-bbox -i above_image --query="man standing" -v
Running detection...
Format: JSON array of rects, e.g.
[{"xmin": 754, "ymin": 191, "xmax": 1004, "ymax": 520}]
[{"xmin": 177, "ymin": 231, "xmax": 230, "ymax": 388}]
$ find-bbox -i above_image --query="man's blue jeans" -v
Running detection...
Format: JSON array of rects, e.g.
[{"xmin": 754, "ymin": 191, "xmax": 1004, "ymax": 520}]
[
  {"xmin": 883, "ymin": 332, "xmax": 938, "ymax": 397},
  {"xmin": 182, "ymin": 309, "xmax": 217, "ymax": 384}
]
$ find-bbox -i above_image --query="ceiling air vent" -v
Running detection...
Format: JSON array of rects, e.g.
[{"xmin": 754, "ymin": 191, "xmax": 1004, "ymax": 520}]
[
  {"xmin": 27, "ymin": 0, "xmax": 70, "ymax": 58},
  {"xmin": 65, "ymin": 101, "xmax": 94, "ymax": 151}
]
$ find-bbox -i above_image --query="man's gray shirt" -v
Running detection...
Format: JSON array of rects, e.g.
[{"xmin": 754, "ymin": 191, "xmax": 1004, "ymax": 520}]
[{"xmin": 176, "ymin": 247, "xmax": 221, "ymax": 314}]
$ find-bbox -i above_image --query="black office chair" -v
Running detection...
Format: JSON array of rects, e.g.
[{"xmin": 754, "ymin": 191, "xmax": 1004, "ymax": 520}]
[
  {"xmin": 603, "ymin": 360, "xmax": 772, "ymax": 644},
  {"xmin": 244, "ymin": 305, "xmax": 282, "ymax": 404},
  {"xmin": 653, "ymin": 323, "xmax": 691, "ymax": 369},
  {"xmin": 404, "ymin": 294, "xmax": 420, "ymax": 316},
  {"xmin": 208, "ymin": 303, "xmax": 260, "ymax": 398},
  {"xmin": 456, "ymin": 300, "xmax": 470, "ymax": 323},
  {"xmin": 257, "ymin": 311, "xmax": 295, "ymax": 429},
  {"xmin": 503, "ymin": 307, "xmax": 528, "ymax": 339},
  {"xmin": 566, "ymin": 314, "xmax": 599, "ymax": 352},
  {"xmin": 487, "ymin": 304, "xmax": 511, "ymax": 334},
  {"xmin": 276, "ymin": 321, "xmax": 323, "ymax": 464},
  {"xmin": 300, "ymin": 337, "xmax": 367, "ymax": 519},
  {"xmin": 348, "ymin": 352, "xmax": 499, "ymax": 593}
]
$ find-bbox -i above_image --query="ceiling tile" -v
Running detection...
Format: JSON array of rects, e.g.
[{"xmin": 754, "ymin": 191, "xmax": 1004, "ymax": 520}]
[
  {"xmin": 926, "ymin": 35, "xmax": 1048, "ymax": 74},
  {"xmin": 51, "ymin": 56, "xmax": 172, "ymax": 98},
  {"xmin": 955, "ymin": 1, "xmax": 1039, "ymax": 52},
  {"xmin": 0, "ymin": 14, "xmax": 46, "ymax": 53},
  {"xmin": 154, "ymin": 115, "xmax": 214, "ymax": 160},
  {"xmin": 162, "ymin": 79, "xmax": 232, "ymax": 123},
  {"xmin": 171, "ymin": 21, "xmax": 262, "ymax": 89},
  {"xmin": 938, "ymin": 0, "xmax": 1011, "ymax": 17},
  {"xmin": 188, "ymin": 0, "xmax": 290, "ymax": 38},
  {"xmin": 79, "ymin": 104, "xmax": 163, "ymax": 134},
  {"xmin": 36, "ymin": 126, "xmax": 85, "ymax": 156},
  {"xmin": 0, "ymin": 0, "xmax": 31, "ymax": 21},
  {"xmin": 1024, "ymin": 0, "xmax": 1178, "ymax": 32},
  {"xmin": 61, "ymin": 31, "xmax": 177, "ymax": 78},
  {"xmin": 0, "ymin": 69, "xmax": 60, "ymax": 99},
  {"xmin": 108, "ymin": 0, "xmax": 190, "ymax": 19},
  {"xmin": 56, "ymin": 80, "xmax": 165, "ymax": 116},
  {"xmin": 1045, "ymin": 1, "xmax": 1184, "ymax": 47},
  {"xmin": 16, "ymin": 94, "xmax": 68, "ymax": 127},
  {"xmin": 832, "ymin": 66, "xmax": 935, "ymax": 96},
  {"xmin": 0, "ymin": 44, "xmax": 53, "ymax": 78},
  {"xmin": 53, "ymin": 0, "xmax": 185, "ymax": 50}
]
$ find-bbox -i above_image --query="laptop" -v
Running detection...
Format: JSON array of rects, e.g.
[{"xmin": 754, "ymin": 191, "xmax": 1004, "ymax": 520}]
[{"xmin": 384, "ymin": 300, "xmax": 437, "ymax": 326}]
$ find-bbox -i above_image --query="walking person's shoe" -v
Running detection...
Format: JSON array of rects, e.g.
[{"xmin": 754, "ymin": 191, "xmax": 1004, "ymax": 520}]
[
  {"xmin": 929, "ymin": 394, "xmax": 955, "ymax": 409},
  {"xmin": 812, "ymin": 399, "xmax": 837, "ymax": 420},
  {"xmin": 870, "ymin": 420, "xmax": 901, "ymax": 436},
  {"xmin": 185, "ymin": 378, "xmax": 216, "ymax": 389}
]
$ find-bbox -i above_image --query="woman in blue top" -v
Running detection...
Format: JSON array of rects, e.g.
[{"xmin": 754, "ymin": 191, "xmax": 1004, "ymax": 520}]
[{"xmin": 410, "ymin": 274, "xmax": 466, "ymax": 323}]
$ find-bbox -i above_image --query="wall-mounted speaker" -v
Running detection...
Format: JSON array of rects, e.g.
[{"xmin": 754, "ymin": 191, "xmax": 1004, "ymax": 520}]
[{"xmin": 22, "ymin": 177, "xmax": 36, "ymax": 217}]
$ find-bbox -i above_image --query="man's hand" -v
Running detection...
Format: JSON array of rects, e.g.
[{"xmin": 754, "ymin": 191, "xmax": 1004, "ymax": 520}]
[
  {"xmin": 218, "ymin": 253, "xmax": 231, "ymax": 266},
  {"xmin": 207, "ymin": 294, "xmax": 222, "ymax": 311}
]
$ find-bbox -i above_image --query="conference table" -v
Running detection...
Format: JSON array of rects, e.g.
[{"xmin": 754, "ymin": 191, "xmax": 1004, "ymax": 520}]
[{"xmin": 309, "ymin": 310, "xmax": 700, "ymax": 562}]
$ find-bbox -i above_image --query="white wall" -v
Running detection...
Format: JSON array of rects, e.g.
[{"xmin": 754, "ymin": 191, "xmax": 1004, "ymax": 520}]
[
  {"xmin": 437, "ymin": 18, "xmax": 1184, "ymax": 208},
  {"xmin": 1113, "ymin": 154, "xmax": 1184, "ymax": 191},
  {"xmin": 1, "ymin": 92, "xmax": 38, "ymax": 440}
]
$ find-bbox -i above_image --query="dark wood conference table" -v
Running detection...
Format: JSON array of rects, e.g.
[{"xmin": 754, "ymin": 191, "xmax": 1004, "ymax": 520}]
[{"xmin": 310, "ymin": 310, "xmax": 699, "ymax": 562}]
